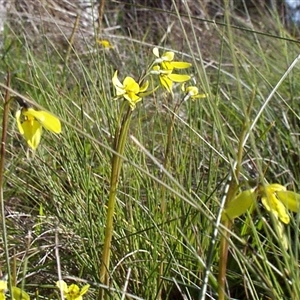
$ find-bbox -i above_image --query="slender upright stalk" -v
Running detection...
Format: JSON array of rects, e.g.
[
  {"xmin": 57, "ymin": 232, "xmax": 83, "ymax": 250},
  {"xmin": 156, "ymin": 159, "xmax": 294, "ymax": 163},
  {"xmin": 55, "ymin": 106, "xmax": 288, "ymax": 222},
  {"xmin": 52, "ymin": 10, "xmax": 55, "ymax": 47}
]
[
  {"xmin": 99, "ymin": 107, "xmax": 132, "ymax": 300},
  {"xmin": 217, "ymin": 119, "xmax": 250, "ymax": 300},
  {"xmin": 0, "ymin": 73, "xmax": 12, "ymax": 296}
]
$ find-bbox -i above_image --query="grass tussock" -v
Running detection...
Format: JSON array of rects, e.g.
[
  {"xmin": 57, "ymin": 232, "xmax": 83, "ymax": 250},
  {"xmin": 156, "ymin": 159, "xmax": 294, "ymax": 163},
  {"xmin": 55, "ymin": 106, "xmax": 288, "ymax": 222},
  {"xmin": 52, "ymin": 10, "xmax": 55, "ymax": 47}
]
[{"xmin": 1, "ymin": 1, "xmax": 300, "ymax": 299}]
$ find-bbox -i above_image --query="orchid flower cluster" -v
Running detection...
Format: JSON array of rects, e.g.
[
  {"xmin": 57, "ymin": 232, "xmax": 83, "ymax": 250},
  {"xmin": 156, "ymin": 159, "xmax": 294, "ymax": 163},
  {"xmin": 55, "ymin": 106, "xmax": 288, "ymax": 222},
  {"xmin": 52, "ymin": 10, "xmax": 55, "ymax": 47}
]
[
  {"xmin": 15, "ymin": 97, "xmax": 61, "ymax": 150},
  {"xmin": 0, "ymin": 278, "xmax": 90, "ymax": 300},
  {"xmin": 56, "ymin": 280, "xmax": 90, "ymax": 300},
  {"xmin": 222, "ymin": 183, "xmax": 300, "ymax": 225},
  {"xmin": 112, "ymin": 47, "xmax": 206, "ymax": 111}
]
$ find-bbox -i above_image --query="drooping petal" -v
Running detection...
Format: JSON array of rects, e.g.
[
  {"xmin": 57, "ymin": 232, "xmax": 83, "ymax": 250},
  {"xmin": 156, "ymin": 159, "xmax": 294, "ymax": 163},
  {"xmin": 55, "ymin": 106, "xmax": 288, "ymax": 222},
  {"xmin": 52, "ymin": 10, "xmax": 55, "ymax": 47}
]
[
  {"xmin": 161, "ymin": 51, "xmax": 175, "ymax": 61},
  {"xmin": 0, "ymin": 280, "xmax": 7, "ymax": 292},
  {"xmin": 185, "ymin": 86, "xmax": 199, "ymax": 96},
  {"xmin": 222, "ymin": 189, "xmax": 256, "ymax": 221},
  {"xmin": 171, "ymin": 61, "xmax": 192, "ymax": 69},
  {"xmin": 261, "ymin": 192, "xmax": 290, "ymax": 224},
  {"xmin": 112, "ymin": 71, "xmax": 125, "ymax": 96},
  {"xmin": 153, "ymin": 47, "xmax": 160, "ymax": 58},
  {"xmin": 16, "ymin": 110, "xmax": 24, "ymax": 135},
  {"xmin": 139, "ymin": 86, "xmax": 159, "ymax": 98},
  {"xmin": 168, "ymin": 73, "xmax": 191, "ymax": 83},
  {"xmin": 24, "ymin": 109, "xmax": 61, "ymax": 133},
  {"xmin": 159, "ymin": 75, "xmax": 173, "ymax": 93},
  {"xmin": 124, "ymin": 94, "xmax": 142, "ymax": 110},
  {"xmin": 273, "ymin": 217, "xmax": 288, "ymax": 249},
  {"xmin": 11, "ymin": 286, "xmax": 30, "ymax": 300},
  {"xmin": 21, "ymin": 118, "xmax": 42, "ymax": 150},
  {"xmin": 79, "ymin": 284, "xmax": 90, "ymax": 296},
  {"xmin": 266, "ymin": 183, "xmax": 287, "ymax": 193},
  {"xmin": 277, "ymin": 190, "xmax": 300, "ymax": 212},
  {"xmin": 161, "ymin": 61, "xmax": 174, "ymax": 71},
  {"xmin": 56, "ymin": 280, "xmax": 69, "ymax": 294},
  {"xmin": 139, "ymin": 80, "xmax": 149, "ymax": 93}
]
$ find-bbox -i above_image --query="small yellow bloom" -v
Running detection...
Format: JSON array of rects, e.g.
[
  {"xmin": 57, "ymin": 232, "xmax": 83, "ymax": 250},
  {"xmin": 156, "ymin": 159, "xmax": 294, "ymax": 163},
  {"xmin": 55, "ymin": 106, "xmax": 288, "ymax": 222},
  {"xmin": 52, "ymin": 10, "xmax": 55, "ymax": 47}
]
[
  {"xmin": 56, "ymin": 280, "xmax": 90, "ymax": 300},
  {"xmin": 153, "ymin": 48, "xmax": 191, "ymax": 70},
  {"xmin": 151, "ymin": 65, "xmax": 190, "ymax": 94},
  {"xmin": 152, "ymin": 48, "xmax": 191, "ymax": 93},
  {"xmin": 259, "ymin": 184, "xmax": 290, "ymax": 224},
  {"xmin": 16, "ymin": 107, "xmax": 61, "ymax": 150},
  {"xmin": 182, "ymin": 84, "xmax": 207, "ymax": 101},
  {"xmin": 112, "ymin": 71, "xmax": 149, "ymax": 110},
  {"xmin": 97, "ymin": 39, "xmax": 113, "ymax": 49},
  {"xmin": 223, "ymin": 183, "xmax": 300, "ymax": 224}
]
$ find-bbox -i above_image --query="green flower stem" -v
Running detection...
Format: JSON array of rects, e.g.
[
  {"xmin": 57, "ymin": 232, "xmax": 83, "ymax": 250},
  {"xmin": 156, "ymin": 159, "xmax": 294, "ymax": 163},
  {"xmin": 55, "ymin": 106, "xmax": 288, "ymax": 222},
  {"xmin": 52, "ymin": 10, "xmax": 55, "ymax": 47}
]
[
  {"xmin": 99, "ymin": 107, "xmax": 133, "ymax": 300},
  {"xmin": 216, "ymin": 2, "xmax": 253, "ymax": 298},
  {"xmin": 217, "ymin": 119, "xmax": 249, "ymax": 300},
  {"xmin": 0, "ymin": 74, "xmax": 13, "ymax": 298}
]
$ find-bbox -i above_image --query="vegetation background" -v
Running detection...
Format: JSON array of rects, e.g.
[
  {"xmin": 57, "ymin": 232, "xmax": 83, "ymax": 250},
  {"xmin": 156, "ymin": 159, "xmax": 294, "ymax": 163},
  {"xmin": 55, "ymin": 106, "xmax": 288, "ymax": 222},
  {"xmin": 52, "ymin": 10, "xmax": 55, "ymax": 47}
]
[{"xmin": 1, "ymin": 0, "xmax": 300, "ymax": 299}]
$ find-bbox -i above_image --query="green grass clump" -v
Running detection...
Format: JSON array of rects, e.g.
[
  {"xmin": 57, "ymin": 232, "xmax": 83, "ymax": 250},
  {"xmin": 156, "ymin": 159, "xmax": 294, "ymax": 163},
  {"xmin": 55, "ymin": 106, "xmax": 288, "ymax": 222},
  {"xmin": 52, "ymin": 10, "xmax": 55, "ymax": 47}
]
[{"xmin": 1, "ymin": 1, "xmax": 300, "ymax": 299}]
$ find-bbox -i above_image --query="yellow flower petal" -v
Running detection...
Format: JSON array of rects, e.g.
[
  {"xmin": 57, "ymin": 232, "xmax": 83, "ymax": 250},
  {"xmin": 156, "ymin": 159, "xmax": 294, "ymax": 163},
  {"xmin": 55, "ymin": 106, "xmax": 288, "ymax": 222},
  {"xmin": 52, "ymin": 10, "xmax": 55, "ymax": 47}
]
[
  {"xmin": 222, "ymin": 189, "xmax": 256, "ymax": 221},
  {"xmin": 161, "ymin": 61, "xmax": 174, "ymax": 71},
  {"xmin": 12, "ymin": 286, "xmax": 30, "ymax": 300},
  {"xmin": 21, "ymin": 118, "xmax": 42, "ymax": 150},
  {"xmin": 97, "ymin": 39, "xmax": 113, "ymax": 48},
  {"xmin": 153, "ymin": 47, "xmax": 160, "ymax": 58},
  {"xmin": 161, "ymin": 51, "xmax": 175, "ymax": 61},
  {"xmin": 24, "ymin": 109, "xmax": 61, "ymax": 134},
  {"xmin": 277, "ymin": 190, "xmax": 300, "ymax": 212},
  {"xmin": 159, "ymin": 75, "xmax": 173, "ymax": 93},
  {"xmin": 68, "ymin": 284, "xmax": 81, "ymax": 298},
  {"xmin": 112, "ymin": 71, "xmax": 151, "ymax": 109},
  {"xmin": 168, "ymin": 73, "xmax": 191, "ymax": 83},
  {"xmin": 140, "ymin": 80, "xmax": 149, "ymax": 93},
  {"xmin": 273, "ymin": 218, "xmax": 288, "ymax": 250},
  {"xmin": 185, "ymin": 86, "xmax": 199, "ymax": 96},
  {"xmin": 79, "ymin": 284, "xmax": 90, "ymax": 296},
  {"xmin": 112, "ymin": 71, "xmax": 125, "ymax": 96},
  {"xmin": 170, "ymin": 61, "xmax": 192, "ymax": 69},
  {"xmin": 123, "ymin": 77, "xmax": 140, "ymax": 95},
  {"xmin": 16, "ymin": 110, "xmax": 24, "ymax": 135},
  {"xmin": 0, "ymin": 280, "xmax": 7, "ymax": 292},
  {"xmin": 262, "ymin": 191, "xmax": 290, "ymax": 224},
  {"xmin": 266, "ymin": 183, "xmax": 286, "ymax": 193},
  {"xmin": 56, "ymin": 280, "xmax": 68, "ymax": 294}
]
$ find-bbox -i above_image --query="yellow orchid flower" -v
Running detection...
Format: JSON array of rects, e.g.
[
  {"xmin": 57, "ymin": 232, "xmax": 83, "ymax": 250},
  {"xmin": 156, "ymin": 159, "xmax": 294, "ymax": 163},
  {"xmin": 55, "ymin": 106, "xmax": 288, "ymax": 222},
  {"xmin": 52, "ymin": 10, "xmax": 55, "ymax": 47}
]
[
  {"xmin": 112, "ymin": 71, "xmax": 149, "ymax": 110},
  {"xmin": 56, "ymin": 280, "xmax": 90, "ymax": 300},
  {"xmin": 152, "ymin": 48, "xmax": 191, "ymax": 93},
  {"xmin": 0, "ymin": 280, "xmax": 7, "ymax": 300},
  {"xmin": 152, "ymin": 65, "xmax": 190, "ymax": 94},
  {"xmin": 222, "ymin": 183, "xmax": 300, "ymax": 224},
  {"xmin": 153, "ymin": 47, "xmax": 191, "ymax": 70},
  {"xmin": 182, "ymin": 84, "xmax": 208, "ymax": 101},
  {"xmin": 258, "ymin": 184, "xmax": 298, "ymax": 224},
  {"xmin": 97, "ymin": 39, "xmax": 113, "ymax": 49},
  {"xmin": 16, "ymin": 107, "xmax": 61, "ymax": 150}
]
